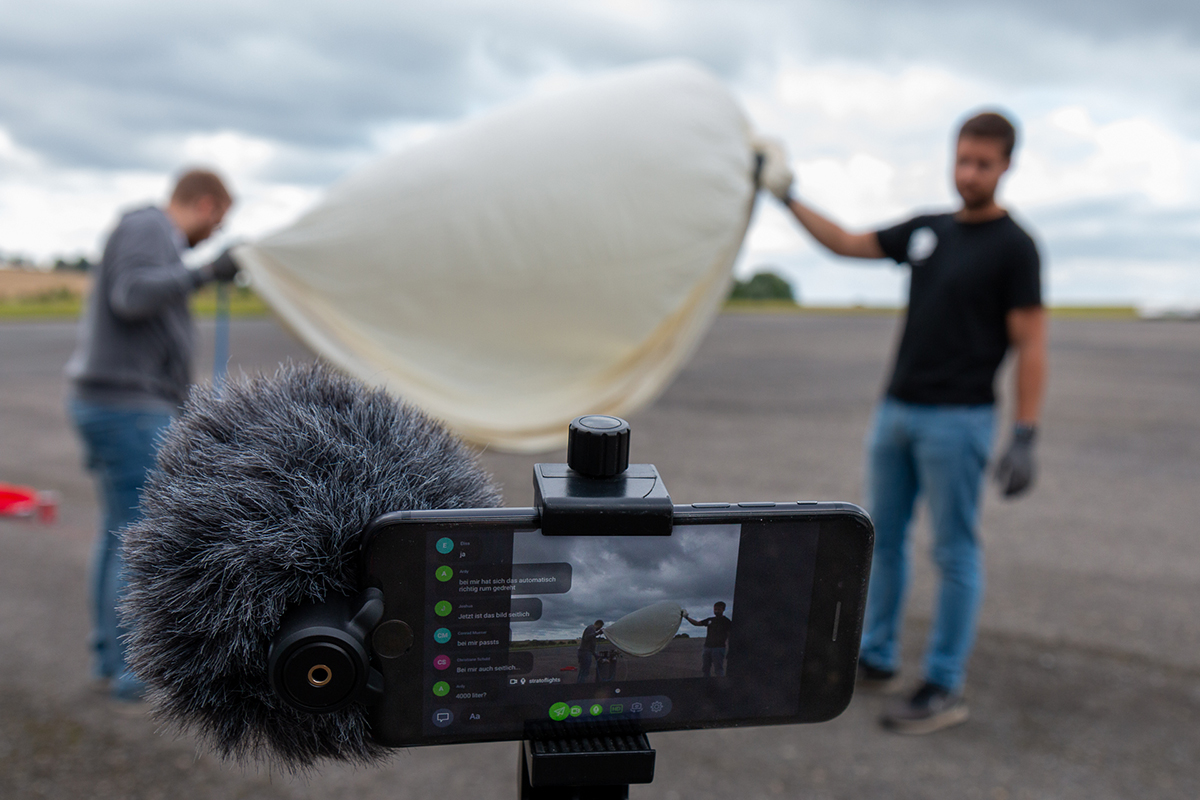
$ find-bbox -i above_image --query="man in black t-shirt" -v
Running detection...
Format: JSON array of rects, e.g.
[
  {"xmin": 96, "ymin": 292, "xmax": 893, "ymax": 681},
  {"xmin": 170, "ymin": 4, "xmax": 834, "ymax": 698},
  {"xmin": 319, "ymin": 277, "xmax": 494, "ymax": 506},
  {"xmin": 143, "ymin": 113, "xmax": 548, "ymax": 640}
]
[
  {"xmin": 686, "ymin": 601, "xmax": 732, "ymax": 677},
  {"xmin": 756, "ymin": 112, "xmax": 1047, "ymax": 734}
]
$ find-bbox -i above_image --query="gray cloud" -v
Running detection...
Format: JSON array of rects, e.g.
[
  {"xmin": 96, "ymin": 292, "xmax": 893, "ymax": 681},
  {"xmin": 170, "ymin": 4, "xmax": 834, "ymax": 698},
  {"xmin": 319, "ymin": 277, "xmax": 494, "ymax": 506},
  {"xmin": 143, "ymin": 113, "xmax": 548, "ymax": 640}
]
[
  {"xmin": 0, "ymin": 6, "xmax": 478, "ymax": 176},
  {"xmin": 868, "ymin": 0, "xmax": 1200, "ymax": 42},
  {"xmin": 1027, "ymin": 199, "xmax": 1200, "ymax": 261},
  {"xmin": 787, "ymin": 0, "xmax": 1200, "ymax": 134},
  {"xmin": 0, "ymin": 1, "xmax": 765, "ymax": 181}
]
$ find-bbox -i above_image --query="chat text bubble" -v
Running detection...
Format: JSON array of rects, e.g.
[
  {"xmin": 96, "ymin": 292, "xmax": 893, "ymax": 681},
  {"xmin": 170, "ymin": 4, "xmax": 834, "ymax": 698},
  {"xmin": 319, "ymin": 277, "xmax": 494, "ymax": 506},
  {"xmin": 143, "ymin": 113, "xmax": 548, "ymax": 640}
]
[
  {"xmin": 450, "ymin": 563, "xmax": 572, "ymax": 596},
  {"xmin": 451, "ymin": 650, "xmax": 535, "ymax": 676},
  {"xmin": 449, "ymin": 597, "xmax": 543, "ymax": 624}
]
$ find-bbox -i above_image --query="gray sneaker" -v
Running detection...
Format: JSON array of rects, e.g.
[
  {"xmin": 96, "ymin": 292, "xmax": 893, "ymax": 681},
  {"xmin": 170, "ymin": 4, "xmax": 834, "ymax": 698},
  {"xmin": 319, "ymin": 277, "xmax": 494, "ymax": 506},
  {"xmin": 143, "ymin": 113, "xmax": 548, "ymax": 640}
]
[{"xmin": 880, "ymin": 682, "xmax": 968, "ymax": 734}]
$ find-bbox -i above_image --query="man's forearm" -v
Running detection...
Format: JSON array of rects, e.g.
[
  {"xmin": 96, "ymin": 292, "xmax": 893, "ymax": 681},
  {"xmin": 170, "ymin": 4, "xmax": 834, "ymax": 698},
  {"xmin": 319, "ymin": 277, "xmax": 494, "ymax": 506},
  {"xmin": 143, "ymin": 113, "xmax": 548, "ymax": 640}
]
[
  {"xmin": 787, "ymin": 198, "xmax": 846, "ymax": 251},
  {"xmin": 109, "ymin": 262, "xmax": 196, "ymax": 320},
  {"xmin": 1007, "ymin": 306, "xmax": 1048, "ymax": 426},
  {"xmin": 1013, "ymin": 330, "xmax": 1047, "ymax": 425},
  {"xmin": 784, "ymin": 198, "xmax": 885, "ymax": 259}
]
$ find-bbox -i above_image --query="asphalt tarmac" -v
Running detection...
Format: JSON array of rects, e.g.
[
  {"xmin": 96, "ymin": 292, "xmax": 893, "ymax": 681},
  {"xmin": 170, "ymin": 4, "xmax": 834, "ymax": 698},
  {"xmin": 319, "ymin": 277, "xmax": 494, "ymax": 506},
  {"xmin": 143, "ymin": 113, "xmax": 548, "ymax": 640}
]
[
  {"xmin": 520, "ymin": 639, "xmax": 708, "ymax": 682},
  {"xmin": 1, "ymin": 312, "xmax": 1197, "ymax": 799}
]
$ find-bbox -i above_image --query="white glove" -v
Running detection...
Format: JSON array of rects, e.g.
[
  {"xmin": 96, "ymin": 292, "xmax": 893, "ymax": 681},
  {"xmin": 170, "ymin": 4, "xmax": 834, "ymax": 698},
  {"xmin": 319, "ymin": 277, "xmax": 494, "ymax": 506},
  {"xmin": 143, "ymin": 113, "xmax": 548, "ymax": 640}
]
[{"xmin": 752, "ymin": 135, "xmax": 794, "ymax": 202}]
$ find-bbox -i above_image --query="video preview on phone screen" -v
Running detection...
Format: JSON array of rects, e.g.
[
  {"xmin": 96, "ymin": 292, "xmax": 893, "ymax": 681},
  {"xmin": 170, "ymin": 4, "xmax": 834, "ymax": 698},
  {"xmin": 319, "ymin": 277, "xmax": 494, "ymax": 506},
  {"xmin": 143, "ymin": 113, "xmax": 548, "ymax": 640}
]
[
  {"xmin": 507, "ymin": 525, "xmax": 740, "ymax": 684},
  {"xmin": 423, "ymin": 524, "xmax": 745, "ymax": 731}
]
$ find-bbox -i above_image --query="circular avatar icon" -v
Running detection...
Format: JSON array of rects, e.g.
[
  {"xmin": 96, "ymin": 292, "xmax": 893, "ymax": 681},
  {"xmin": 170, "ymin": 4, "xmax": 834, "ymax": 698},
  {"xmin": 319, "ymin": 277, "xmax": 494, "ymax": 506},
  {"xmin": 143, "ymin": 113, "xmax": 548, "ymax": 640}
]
[
  {"xmin": 436, "ymin": 537, "xmax": 455, "ymax": 554},
  {"xmin": 435, "ymin": 565, "xmax": 454, "ymax": 582},
  {"xmin": 433, "ymin": 655, "xmax": 451, "ymax": 670},
  {"xmin": 434, "ymin": 627, "xmax": 452, "ymax": 644},
  {"xmin": 435, "ymin": 601, "xmax": 453, "ymax": 617},
  {"xmin": 432, "ymin": 681, "xmax": 450, "ymax": 697}
]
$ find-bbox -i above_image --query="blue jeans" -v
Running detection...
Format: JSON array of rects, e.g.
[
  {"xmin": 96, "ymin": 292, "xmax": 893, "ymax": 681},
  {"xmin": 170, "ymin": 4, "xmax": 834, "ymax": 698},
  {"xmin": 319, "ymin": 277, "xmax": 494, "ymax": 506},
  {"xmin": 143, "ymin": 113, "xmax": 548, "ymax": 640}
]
[
  {"xmin": 577, "ymin": 650, "xmax": 594, "ymax": 683},
  {"xmin": 69, "ymin": 399, "xmax": 173, "ymax": 699},
  {"xmin": 859, "ymin": 399, "xmax": 995, "ymax": 692},
  {"xmin": 702, "ymin": 646, "xmax": 726, "ymax": 677}
]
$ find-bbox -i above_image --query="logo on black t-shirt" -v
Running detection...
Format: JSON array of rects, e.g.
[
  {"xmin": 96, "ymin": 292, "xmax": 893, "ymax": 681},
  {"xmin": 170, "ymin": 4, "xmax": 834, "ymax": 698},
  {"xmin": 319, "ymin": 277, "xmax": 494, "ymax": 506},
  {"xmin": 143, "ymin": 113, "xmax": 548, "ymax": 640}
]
[{"xmin": 907, "ymin": 227, "xmax": 938, "ymax": 265}]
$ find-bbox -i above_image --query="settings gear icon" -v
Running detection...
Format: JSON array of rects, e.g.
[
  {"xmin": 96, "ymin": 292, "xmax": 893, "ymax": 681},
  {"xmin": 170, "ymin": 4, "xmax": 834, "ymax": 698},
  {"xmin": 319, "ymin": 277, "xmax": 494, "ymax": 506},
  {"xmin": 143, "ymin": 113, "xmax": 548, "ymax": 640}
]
[{"xmin": 650, "ymin": 701, "xmax": 664, "ymax": 713}]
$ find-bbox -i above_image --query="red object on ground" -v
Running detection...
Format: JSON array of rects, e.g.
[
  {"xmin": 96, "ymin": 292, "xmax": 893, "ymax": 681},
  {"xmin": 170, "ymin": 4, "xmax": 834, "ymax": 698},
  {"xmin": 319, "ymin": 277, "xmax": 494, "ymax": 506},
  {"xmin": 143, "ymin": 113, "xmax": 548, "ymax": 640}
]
[{"xmin": 0, "ymin": 483, "xmax": 58, "ymax": 523}]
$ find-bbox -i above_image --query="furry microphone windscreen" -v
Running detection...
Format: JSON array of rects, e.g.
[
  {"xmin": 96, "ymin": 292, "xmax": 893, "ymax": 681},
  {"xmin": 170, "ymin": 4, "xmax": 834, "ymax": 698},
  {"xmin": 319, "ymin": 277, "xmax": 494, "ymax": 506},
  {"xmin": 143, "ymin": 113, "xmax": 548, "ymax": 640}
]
[{"xmin": 119, "ymin": 361, "xmax": 502, "ymax": 770}]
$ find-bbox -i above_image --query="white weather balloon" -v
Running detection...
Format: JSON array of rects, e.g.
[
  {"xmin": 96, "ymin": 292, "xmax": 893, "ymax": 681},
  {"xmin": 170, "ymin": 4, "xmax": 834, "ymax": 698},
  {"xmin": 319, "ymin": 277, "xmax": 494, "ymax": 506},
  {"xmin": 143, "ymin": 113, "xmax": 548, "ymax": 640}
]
[
  {"xmin": 235, "ymin": 60, "xmax": 757, "ymax": 451},
  {"xmin": 602, "ymin": 600, "xmax": 686, "ymax": 658}
]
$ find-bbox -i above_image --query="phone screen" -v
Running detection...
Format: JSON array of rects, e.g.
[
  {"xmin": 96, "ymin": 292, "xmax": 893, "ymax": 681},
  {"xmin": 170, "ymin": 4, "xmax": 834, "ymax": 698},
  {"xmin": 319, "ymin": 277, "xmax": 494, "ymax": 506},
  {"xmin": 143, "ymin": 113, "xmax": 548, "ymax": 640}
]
[{"xmin": 363, "ymin": 509, "xmax": 866, "ymax": 746}]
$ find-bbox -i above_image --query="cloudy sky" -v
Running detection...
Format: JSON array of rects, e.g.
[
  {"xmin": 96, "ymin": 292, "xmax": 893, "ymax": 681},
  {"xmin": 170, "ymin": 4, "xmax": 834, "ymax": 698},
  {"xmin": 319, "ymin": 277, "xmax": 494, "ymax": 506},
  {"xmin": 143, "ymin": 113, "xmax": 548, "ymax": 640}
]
[
  {"xmin": 511, "ymin": 526, "xmax": 739, "ymax": 640},
  {"xmin": 2, "ymin": 0, "xmax": 1197, "ymax": 305}
]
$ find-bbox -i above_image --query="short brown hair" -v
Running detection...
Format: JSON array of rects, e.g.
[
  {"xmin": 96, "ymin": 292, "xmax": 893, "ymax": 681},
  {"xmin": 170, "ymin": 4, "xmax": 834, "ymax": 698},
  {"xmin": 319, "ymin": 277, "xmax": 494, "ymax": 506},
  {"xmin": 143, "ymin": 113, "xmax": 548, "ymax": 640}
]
[
  {"xmin": 170, "ymin": 168, "xmax": 233, "ymax": 207},
  {"xmin": 958, "ymin": 111, "xmax": 1017, "ymax": 159}
]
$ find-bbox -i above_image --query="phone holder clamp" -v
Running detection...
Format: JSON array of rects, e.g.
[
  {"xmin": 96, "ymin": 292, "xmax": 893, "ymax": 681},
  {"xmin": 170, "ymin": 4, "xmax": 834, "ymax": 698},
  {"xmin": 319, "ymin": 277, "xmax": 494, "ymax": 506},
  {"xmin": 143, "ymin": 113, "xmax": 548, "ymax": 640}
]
[{"xmin": 533, "ymin": 415, "xmax": 673, "ymax": 537}]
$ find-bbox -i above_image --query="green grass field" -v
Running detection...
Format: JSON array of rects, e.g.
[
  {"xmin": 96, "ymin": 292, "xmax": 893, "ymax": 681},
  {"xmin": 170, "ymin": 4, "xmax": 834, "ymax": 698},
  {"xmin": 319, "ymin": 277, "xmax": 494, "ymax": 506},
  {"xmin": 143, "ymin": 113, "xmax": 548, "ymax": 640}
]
[
  {"xmin": 0, "ymin": 285, "xmax": 270, "ymax": 320},
  {"xmin": 0, "ymin": 286, "xmax": 1142, "ymax": 322},
  {"xmin": 722, "ymin": 300, "xmax": 1139, "ymax": 319}
]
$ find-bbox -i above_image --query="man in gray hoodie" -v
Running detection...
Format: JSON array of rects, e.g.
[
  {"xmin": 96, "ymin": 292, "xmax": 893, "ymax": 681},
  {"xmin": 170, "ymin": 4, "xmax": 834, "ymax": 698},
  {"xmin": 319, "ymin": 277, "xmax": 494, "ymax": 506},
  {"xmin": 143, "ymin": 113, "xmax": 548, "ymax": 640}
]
[{"xmin": 65, "ymin": 168, "xmax": 238, "ymax": 701}]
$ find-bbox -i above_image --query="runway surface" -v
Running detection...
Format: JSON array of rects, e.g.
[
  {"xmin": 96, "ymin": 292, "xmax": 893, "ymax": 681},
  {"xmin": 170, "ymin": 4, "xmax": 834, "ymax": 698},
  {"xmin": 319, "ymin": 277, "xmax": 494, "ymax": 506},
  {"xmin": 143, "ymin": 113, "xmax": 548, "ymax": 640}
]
[{"xmin": 1, "ymin": 312, "xmax": 1196, "ymax": 799}]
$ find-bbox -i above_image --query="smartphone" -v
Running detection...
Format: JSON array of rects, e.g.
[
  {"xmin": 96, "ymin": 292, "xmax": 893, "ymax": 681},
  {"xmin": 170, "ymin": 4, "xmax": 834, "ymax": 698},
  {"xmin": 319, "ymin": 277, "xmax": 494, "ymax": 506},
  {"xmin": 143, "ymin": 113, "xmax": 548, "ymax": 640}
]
[{"xmin": 359, "ymin": 502, "xmax": 873, "ymax": 747}]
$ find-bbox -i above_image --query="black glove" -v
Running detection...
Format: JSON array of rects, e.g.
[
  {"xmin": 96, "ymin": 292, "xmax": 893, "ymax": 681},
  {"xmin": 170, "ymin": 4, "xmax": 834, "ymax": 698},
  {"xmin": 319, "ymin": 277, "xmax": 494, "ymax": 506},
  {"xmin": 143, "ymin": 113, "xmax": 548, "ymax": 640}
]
[
  {"xmin": 995, "ymin": 423, "xmax": 1037, "ymax": 498},
  {"xmin": 197, "ymin": 248, "xmax": 240, "ymax": 284}
]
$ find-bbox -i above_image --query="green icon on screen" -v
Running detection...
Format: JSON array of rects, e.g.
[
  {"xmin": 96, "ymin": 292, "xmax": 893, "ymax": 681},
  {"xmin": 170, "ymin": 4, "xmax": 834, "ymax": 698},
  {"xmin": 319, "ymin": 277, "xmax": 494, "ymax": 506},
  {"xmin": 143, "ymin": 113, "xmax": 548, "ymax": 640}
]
[
  {"xmin": 590, "ymin": 704, "xmax": 603, "ymax": 716},
  {"xmin": 434, "ymin": 627, "xmax": 452, "ymax": 644},
  {"xmin": 436, "ymin": 537, "xmax": 454, "ymax": 554},
  {"xmin": 435, "ymin": 565, "xmax": 454, "ymax": 582},
  {"xmin": 609, "ymin": 704, "xmax": 624, "ymax": 714},
  {"xmin": 548, "ymin": 702, "xmax": 569, "ymax": 721},
  {"xmin": 569, "ymin": 705, "xmax": 583, "ymax": 717},
  {"xmin": 432, "ymin": 681, "xmax": 450, "ymax": 697},
  {"xmin": 435, "ymin": 601, "xmax": 452, "ymax": 617}
]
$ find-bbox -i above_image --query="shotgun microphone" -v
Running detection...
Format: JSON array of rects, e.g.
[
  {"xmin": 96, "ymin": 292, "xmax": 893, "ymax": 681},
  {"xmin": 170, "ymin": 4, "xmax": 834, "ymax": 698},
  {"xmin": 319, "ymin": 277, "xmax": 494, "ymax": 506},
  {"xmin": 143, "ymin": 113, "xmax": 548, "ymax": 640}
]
[{"xmin": 119, "ymin": 362, "xmax": 501, "ymax": 770}]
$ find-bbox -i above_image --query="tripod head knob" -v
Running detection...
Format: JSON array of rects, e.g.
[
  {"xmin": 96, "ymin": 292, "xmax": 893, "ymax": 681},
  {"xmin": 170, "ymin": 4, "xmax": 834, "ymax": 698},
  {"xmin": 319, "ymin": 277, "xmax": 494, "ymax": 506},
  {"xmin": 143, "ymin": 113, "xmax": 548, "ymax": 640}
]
[{"xmin": 567, "ymin": 415, "xmax": 631, "ymax": 478}]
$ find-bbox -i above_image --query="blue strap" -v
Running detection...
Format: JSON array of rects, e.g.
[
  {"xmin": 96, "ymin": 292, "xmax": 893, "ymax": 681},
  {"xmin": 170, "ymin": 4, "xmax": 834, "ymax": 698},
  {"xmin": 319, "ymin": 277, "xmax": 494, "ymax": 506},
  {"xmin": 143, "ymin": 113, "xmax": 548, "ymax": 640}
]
[{"xmin": 213, "ymin": 282, "xmax": 230, "ymax": 392}]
